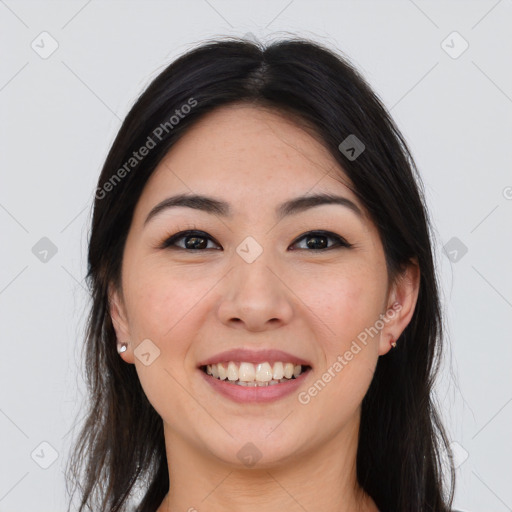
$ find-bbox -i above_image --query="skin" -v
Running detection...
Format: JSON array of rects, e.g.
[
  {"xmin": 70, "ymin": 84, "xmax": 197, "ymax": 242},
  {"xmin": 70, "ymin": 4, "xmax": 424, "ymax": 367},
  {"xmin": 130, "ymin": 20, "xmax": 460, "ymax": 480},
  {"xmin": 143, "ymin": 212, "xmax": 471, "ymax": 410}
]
[{"xmin": 109, "ymin": 104, "xmax": 420, "ymax": 512}]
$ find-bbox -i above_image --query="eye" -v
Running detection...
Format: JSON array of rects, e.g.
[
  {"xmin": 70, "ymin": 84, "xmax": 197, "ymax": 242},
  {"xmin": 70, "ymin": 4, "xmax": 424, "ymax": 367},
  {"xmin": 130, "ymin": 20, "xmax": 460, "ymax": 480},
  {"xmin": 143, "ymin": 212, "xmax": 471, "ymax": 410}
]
[
  {"xmin": 158, "ymin": 229, "xmax": 352, "ymax": 252},
  {"xmin": 290, "ymin": 231, "xmax": 352, "ymax": 251},
  {"xmin": 159, "ymin": 230, "xmax": 221, "ymax": 251}
]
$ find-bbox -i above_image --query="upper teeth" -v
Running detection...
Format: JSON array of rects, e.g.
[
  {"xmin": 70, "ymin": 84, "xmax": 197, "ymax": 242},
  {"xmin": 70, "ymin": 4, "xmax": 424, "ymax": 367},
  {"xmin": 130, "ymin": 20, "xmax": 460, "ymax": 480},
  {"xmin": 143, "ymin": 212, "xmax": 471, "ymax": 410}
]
[{"xmin": 205, "ymin": 361, "xmax": 304, "ymax": 383}]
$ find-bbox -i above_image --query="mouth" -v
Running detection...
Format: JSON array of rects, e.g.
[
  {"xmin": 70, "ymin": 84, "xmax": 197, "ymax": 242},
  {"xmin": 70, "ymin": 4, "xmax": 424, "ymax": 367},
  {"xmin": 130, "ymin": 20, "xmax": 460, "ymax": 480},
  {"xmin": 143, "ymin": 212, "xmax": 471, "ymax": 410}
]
[{"xmin": 199, "ymin": 361, "xmax": 312, "ymax": 386}]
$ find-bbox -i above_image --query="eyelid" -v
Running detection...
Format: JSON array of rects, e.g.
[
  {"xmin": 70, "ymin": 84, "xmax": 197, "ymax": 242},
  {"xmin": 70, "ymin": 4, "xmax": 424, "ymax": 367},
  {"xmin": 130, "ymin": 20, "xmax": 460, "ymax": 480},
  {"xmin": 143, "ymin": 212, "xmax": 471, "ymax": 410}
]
[
  {"xmin": 157, "ymin": 229, "xmax": 352, "ymax": 251},
  {"xmin": 290, "ymin": 230, "xmax": 352, "ymax": 250},
  {"xmin": 157, "ymin": 229, "xmax": 221, "ymax": 250}
]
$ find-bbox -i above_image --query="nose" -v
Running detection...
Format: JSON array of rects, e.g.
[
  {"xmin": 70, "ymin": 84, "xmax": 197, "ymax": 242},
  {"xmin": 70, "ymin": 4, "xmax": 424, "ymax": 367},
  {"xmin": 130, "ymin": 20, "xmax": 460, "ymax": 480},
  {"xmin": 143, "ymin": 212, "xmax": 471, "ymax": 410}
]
[{"xmin": 217, "ymin": 256, "xmax": 294, "ymax": 332}]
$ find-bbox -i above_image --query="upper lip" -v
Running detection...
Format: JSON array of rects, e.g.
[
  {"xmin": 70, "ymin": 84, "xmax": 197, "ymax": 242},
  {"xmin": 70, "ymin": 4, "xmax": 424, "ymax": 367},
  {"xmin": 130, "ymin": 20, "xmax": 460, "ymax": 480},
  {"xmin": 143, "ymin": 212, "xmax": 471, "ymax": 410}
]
[{"xmin": 197, "ymin": 348, "xmax": 312, "ymax": 368}]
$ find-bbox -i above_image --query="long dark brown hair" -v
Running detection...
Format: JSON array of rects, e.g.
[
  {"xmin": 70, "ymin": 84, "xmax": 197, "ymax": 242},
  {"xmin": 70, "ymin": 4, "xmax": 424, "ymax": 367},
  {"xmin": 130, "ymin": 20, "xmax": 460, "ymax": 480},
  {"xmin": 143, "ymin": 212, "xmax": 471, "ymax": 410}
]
[{"xmin": 65, "ymin": 36, "xmax": 456, "ymax": 511}]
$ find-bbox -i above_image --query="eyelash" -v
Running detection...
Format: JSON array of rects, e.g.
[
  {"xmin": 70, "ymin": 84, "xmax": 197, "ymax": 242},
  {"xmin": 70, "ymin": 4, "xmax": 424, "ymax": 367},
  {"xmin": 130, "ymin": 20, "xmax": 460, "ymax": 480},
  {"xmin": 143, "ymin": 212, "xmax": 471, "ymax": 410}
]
[{"xmin": 157, "ymin": 228, "xmax": 353, "ymax": 252}]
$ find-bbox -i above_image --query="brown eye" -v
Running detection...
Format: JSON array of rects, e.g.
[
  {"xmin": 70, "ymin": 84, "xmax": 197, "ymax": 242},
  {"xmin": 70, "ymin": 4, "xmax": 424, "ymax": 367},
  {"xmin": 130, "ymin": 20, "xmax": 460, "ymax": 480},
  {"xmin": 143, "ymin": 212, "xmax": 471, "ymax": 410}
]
[
  {"xmin": 290, "ymin": 231, "xmax": 352, "ymax": 251},
  {"xmin": 159, "ymin": 229, "xmax": 352, "ymax": 252},
  {"xmin": 161, "ymin": 230, "xmax": 221, "ymax": 250}
]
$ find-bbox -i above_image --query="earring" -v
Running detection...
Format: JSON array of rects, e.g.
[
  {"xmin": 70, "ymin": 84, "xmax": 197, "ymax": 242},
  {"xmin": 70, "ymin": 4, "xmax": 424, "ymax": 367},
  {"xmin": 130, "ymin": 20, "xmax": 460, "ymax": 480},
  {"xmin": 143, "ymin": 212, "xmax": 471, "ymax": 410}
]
[
  {"xmin": 390, "ymin": 338, "xmax": 397, "ymax": 349},
  {"xmin": 117, "ymin": 342, "xmax": 128, "ymax": 354}
]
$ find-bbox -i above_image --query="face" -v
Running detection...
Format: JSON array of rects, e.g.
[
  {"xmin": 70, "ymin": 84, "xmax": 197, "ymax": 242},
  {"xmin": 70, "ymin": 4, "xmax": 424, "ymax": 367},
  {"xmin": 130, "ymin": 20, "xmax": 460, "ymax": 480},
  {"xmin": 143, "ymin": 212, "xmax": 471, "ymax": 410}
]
[{"xmin": 110, "ymin": 104, "xmax": 419, "ymax": 468}]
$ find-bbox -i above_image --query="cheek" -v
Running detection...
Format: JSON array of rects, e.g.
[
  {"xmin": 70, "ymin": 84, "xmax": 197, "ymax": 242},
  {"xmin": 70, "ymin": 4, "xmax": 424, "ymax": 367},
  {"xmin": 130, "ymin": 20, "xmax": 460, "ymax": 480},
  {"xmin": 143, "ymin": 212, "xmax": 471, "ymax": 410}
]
[
  {"xmin": 304, "ymin": 271, "xmax": 383, "ymax": 416},
  {"xmin": 123, "ymin": 261, "xmax": 206, "ymax": 343},
  {"xmin": 308, "ymin": 264, "xmax": 387, "ymax": 352},
  {"xmin": 122, "ymin": 266, "xmax": 208, "ymax": 423}
]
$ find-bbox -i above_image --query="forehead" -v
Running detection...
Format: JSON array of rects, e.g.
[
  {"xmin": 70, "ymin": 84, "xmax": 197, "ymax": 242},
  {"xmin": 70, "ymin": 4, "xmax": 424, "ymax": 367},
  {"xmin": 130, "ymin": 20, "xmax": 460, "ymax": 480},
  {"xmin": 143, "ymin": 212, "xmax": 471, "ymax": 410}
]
[{"xmin": 137, "ymin": 104, "xmax": 365, "ymax": 221}]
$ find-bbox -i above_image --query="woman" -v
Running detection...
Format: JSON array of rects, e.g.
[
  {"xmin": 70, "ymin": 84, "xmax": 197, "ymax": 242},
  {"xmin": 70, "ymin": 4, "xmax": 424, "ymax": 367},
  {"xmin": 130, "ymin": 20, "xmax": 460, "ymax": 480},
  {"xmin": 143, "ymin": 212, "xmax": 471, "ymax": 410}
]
[{"xmin": 66, "ymin": 37, "xmax": 456, "ymax": 511}]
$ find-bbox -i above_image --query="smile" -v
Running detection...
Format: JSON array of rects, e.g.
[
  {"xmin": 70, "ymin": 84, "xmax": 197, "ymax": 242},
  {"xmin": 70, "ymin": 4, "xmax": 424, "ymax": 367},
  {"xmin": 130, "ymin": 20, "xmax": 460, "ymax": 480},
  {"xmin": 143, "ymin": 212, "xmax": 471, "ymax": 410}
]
[{"xmin": 201, "ymin": 361, "xmax": 311, "ymax": 386}]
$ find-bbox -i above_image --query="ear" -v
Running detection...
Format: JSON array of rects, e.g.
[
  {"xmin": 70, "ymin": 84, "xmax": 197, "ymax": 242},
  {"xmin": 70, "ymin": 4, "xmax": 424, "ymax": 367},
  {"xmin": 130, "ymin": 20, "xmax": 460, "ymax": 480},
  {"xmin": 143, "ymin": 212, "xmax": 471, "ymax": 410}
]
[
  {"xmin": 378, "ymin": 257, "xmax": 421, "ymax": 356},
  {"xmin": 108, "ymin": 282, "xmax": 134, "ymax": 364}
]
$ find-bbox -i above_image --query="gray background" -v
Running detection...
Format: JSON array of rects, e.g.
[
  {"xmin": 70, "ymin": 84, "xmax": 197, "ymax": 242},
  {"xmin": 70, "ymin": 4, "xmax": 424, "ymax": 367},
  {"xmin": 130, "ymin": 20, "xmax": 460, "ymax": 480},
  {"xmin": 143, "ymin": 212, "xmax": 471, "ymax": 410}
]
[{"xmin": 1, "ymin": 1, "xmax": 511, "ymax": 511}]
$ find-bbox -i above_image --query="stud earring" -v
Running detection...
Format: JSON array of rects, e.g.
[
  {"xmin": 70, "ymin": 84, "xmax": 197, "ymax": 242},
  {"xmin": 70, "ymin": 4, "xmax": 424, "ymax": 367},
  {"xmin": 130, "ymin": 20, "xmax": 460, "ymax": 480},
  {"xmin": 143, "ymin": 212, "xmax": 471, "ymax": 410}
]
[
  {"xmin": 390, "ymin": 338, "xmax": 397, "ymax": 349},
  {"xmin": 117, "ymin": 342, "xmax": 128, "ymax": 354}
]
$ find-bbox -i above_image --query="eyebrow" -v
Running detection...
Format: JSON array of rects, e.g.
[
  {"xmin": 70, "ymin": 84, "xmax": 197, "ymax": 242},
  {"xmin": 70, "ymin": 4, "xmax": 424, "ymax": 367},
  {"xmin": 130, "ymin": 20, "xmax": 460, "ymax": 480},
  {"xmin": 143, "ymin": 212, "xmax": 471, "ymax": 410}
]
[{"xmin": 144, "ymin": 192, "xmax": 363, "ymax": 226}]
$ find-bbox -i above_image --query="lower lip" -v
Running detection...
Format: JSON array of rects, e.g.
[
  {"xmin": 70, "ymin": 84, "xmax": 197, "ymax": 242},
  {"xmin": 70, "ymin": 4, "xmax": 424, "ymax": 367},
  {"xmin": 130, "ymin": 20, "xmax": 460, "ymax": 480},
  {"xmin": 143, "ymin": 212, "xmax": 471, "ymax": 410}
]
[{"xmin": 199, "ymin": 368, "xmax": 311, "ymax": 403}]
